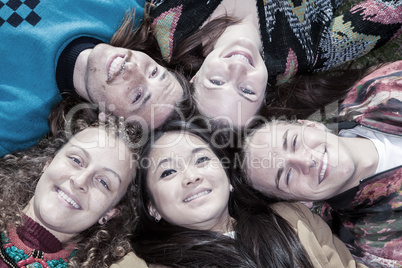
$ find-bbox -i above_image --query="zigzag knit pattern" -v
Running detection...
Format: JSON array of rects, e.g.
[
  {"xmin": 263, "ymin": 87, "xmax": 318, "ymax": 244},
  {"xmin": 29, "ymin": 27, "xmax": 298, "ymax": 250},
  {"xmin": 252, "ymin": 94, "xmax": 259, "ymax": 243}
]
[{"xmin": 150, "ymin": 0, "xmax": 402, "ymax": 85}]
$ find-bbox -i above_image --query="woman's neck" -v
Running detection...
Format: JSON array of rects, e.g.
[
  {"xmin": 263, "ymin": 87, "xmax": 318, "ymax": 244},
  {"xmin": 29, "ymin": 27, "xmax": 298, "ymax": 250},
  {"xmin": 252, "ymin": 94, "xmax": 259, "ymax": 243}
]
[
  {"xmin": 207, "ymin": 0, "xmax": 259, "ymax": 24},
  {"xmin": 202, "ymin": 0, "xmax": 261, "ymax": 54}
]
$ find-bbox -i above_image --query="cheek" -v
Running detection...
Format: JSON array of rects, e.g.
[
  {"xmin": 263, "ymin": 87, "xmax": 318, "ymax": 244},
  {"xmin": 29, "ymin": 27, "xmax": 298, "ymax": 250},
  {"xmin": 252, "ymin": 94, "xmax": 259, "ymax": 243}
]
[{"xmin": 152, "ymin": 184, "xmax": 177, "ymax": 206}]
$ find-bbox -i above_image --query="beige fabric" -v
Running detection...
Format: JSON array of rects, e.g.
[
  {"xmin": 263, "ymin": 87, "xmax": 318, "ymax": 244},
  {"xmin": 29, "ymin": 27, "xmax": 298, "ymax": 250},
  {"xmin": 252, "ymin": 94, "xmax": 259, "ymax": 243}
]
[
  {"xmin": 110, "ymin": 251, "xmax": 148, "ymax": 268},
  {"xmin": 272, "ymin": 202, "xmax": 367, "ymax": 268},
  {"xmin": 111, "ymin": 202, "xmax": 367, "ymax": 268}
]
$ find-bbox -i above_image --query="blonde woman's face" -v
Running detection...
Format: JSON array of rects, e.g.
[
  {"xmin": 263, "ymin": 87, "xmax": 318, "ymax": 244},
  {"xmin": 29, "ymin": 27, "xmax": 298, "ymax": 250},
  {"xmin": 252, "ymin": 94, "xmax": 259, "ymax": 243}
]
[{"xmin": 25, "ymin": 128, "xmax": 134, "ymax": 242}]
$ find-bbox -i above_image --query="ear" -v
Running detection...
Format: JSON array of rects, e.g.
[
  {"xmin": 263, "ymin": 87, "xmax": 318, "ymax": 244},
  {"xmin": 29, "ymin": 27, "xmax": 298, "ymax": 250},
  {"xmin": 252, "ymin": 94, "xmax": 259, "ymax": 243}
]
[
  {"xmin": 189, "ymin": 73, "xmax": 197, "ymax": 84},
  {"xmin": 297, "ymin": 119, "xmax": 327, "ymax": 131},
  {"xmin": 299, "ymin": 201, "xmax": 314, "ymax": 209},
  {"xmin": 229, "ymin": 184, "xmax": 234, "ymax": 192},
  {"xmin": 148, "ymin": 203, "xmax": 162, "ymax": 221},
  {"xmin": 98, "ymin": 208, "xmax": 120, "ymax": 225}
]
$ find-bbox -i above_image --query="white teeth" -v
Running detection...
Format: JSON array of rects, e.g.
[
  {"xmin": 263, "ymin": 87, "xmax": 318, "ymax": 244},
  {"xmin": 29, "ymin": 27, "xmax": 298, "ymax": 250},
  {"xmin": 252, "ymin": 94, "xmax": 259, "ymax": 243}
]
[
  {"xmin": 229, "ymin": 54, "xmax": 251, "ymax": 65},
  {"xmin": 184, "ymin": 190, "xmax": 211, "ymax": 202},
  {"xmin": 319, "ymin": 152, "xmax": 328, "ymax": 183},
  {"xmin": 58, "ymin": 189, "xmax": 80, "ymax": 209},
  {"xmin": 108, "ymin": 56, "xmax": 126, "ymax": 80}
]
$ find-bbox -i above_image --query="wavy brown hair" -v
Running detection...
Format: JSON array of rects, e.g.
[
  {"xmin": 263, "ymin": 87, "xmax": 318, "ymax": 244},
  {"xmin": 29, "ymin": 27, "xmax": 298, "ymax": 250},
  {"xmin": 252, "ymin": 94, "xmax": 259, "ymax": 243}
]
[{"xmin": 0, "ymin": 117, "xmax": 141, "ymax": 268}]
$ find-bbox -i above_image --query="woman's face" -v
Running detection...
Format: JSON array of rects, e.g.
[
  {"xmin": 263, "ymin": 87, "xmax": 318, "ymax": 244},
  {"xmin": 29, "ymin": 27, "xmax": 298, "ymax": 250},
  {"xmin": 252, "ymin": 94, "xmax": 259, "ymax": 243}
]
[
  {"xmin": 25, "ymin": 128, "xmax": 135, "ymax": 242},
  {"xmin": 245, "ymin": 122, "xmax": 358, "ymax": 201},
  {"xmin": 192, "ymin": 38, "xmax": 268, "ymax": 127},
  {"xmin": 146, "ymin": 132, "xmax": 232, "ymax": 232}
]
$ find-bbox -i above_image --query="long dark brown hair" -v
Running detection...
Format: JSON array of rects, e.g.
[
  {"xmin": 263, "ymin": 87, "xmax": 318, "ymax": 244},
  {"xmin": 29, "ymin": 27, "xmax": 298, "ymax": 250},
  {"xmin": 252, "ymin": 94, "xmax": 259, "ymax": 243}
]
[
  {"xmin": 132, "ymin": 121, "xmax": 313, "ymax": 268},
  {"xmin": 163, "ymin": 15, "xmax": 372, "ymax": 120}
]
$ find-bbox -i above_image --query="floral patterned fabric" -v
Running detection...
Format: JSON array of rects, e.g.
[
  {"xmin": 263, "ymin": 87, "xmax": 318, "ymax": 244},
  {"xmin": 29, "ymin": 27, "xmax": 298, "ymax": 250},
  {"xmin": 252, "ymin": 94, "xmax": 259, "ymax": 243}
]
[{"xmin": 322, "ymin": 61, "xmax": 402, "ymax": 267}]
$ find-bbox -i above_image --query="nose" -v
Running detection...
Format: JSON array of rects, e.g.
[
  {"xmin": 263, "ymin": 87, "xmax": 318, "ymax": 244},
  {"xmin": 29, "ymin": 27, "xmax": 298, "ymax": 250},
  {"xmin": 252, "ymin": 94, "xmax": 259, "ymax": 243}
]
[
  {"xmin": 288, "ymin": 154, "xmax": 312, "ymax": 175},
  {"xmin": 70, "ymin": 171, "xmax": 91, "ymax": 192},
  {"xmin": 123, "ymin": 62, "xmax": 147, "ymax": 83},
  {"xmin": 227, "ymin": 62, "xmax": 247, "ymax": 78},
  {"xmin": 182, "ymin": 173, "xmax": 203, "ymax": 187}
]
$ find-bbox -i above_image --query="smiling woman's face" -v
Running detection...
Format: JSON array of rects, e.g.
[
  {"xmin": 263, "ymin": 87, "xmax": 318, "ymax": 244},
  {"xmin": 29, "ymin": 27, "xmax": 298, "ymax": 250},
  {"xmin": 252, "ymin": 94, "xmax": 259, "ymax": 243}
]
[
  {"xmin": 146, "ymin": 132, "xmax": 232, "ymax": 232},
  {"xmin": 83, "ymin": 44, "xmax": 184, "ymax": 128},
  {"xmin": 25, "ymin": 128, "xmax": 134, "ymax": 241},
  {"xmin": 193, "ymin": 39, "xmax": 268, "ymax": 127}
]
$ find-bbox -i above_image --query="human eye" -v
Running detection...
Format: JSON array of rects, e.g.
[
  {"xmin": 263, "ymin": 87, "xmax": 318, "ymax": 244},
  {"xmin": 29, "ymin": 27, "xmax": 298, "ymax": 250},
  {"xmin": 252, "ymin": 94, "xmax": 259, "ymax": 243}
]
[
  {"xmin": 70, "ymin": 156, "xmax": 82, "ymax": 166},
  {"xmin": 96, "ymin": 177, "xmax": 110, "ymax": 190},
  {"xmin": 241, "ymin": 87, "xmax": 255, "ymax": 95},
  {"xmin": 150, "ymin": 67, "xmax": 158, "ymax": 78},
  {"xmin": 210, "ymin": 79, "xmax": 224, "ymax": 86},
  {"xmin": 195, "ymin": 156, "xmax": 210, "ymax": 165},
  {"xmin": 285, "ymin": 168, "xmax": 292, "ymax": 185},
  {"xmin": 161, "ymin": 169, "xmax": 177, "ymax": 178}
]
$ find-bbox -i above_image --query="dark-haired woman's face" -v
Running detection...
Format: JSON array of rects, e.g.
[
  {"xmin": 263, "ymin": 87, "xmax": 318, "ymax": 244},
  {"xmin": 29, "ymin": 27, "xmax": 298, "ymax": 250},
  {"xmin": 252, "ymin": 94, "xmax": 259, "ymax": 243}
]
[
  {"xmin": 192, "ymin": 38, "xmax": 267, "ymax": 127},
  {"xmin": 146, "ymin": 132, "xmax": 233, "ymax": 232}
]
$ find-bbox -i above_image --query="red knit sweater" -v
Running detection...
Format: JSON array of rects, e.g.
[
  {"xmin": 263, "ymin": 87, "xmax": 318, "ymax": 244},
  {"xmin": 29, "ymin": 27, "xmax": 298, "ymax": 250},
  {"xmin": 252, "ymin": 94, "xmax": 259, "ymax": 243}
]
[{"xmin": 0, "ymin": 216, "xmax": 64, "ymax": 268}]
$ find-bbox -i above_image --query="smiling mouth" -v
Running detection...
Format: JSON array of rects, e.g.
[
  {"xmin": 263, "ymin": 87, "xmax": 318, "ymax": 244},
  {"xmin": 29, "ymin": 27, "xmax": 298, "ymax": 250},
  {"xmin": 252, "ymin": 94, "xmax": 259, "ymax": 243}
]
[
  {"xmin": 108, "ymin": 55, "xmax": 126, "ymax": 81},
  {"xmin": 57, "ymin": 189, "xmax": 81, "ymax": 209},
  {"xmin": 183, "ymin": 190, "xmax": 212, "ymax": 202},
  {"xmin": 319, "ymin": 150, "xmax": 328, "ymax": 183},
  {"xmin": 225, "ymin": 52, "xmax": 254, "ymax": 67}
]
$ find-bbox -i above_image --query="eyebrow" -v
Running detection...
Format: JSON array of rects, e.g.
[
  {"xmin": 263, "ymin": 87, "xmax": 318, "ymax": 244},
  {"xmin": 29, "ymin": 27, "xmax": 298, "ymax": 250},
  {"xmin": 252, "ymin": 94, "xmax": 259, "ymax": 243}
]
[
  {"xmin": 72, "ymin": 146, "xmax": 122, "ymax": 184},
  {"xmin": 72, "ymin": 145, "xmax": 90, "ymax": 158},
  {"xmin": 282, "ymin": 129, "xmax": 289, "ymax": 151},
  {"xmin": 275, "ymin": 129, "xmax": 289, "ymax": 189},
  {"xmin": 160, "ymin": 69, "xmax": 167, "ymax": 81},
  {"xmin": 275, "ymin": 167, "xmax": 283, "ymax": 190},
  {"xmin": 104, "ymin": 167, "xmax": 122, "ymax": 184},
  {"xmin": 136, "ymin": 92, "xmax": 151, "ymax": 113},
  {"xmin": 155, "ymin": 146, "xmax": 209, "ymax": 169}
]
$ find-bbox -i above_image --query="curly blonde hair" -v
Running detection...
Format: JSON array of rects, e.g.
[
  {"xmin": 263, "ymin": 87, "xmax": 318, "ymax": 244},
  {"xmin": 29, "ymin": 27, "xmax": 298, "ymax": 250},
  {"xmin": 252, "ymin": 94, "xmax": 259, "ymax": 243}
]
[{"xmin": 0, "ymin": 118, "xmax": 141, "ymax": 267}]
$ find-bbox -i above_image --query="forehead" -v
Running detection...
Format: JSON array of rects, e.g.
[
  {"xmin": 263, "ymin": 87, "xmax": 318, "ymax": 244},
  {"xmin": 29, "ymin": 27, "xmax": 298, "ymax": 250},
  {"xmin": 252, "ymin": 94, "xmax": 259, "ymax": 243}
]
[
  {"xmin": 63, "ymin": 128, "xmax": 132, "ymax": 163},
  {"xmin": 195, "ymin": 89, "xmax": 262, "ymax": 128},
  {"xmin": 151, "ymin": 132, "xmax": 207, "ymax": 155},
  {"xmin": 249, "ymin": 123, "xmax": 304, "ymax": 146}
]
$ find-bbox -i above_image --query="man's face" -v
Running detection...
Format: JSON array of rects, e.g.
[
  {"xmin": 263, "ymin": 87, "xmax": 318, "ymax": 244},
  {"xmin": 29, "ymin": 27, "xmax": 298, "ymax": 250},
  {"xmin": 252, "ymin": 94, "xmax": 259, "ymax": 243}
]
[
  {"xmin": 245, "ymin": 122, "xmax": 358, "ymax": 201},
  {"xmin": 83, "ymin": 44, "xmax": 184, "ymax": 128}
]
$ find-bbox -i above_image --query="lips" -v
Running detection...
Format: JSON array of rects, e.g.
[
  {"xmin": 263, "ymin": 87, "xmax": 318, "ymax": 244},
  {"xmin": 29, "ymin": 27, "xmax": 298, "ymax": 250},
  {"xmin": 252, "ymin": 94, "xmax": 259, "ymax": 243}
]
[
  {"xmin": 318, "ymin": 149, "xmax": 328, "ymax": 184},
  {"xmin": 224, "ymin": 51, "xmax": 254, "ymax": 67},
  {"xmin": 107, "ymin": 55, "xmax": 126, "ymax": 81},
  {"xmin": 57, "ymin": 187, "xmax": 81, "ymax": 209},
  {"xmin": 183, "ymin": 190, "xmax": 212, "ymax": 203}
]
